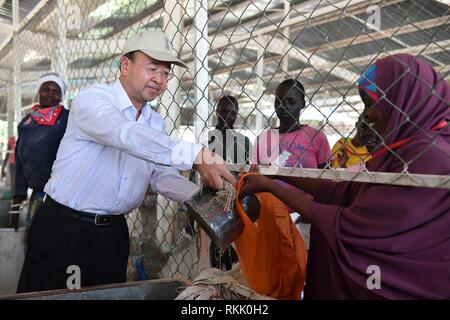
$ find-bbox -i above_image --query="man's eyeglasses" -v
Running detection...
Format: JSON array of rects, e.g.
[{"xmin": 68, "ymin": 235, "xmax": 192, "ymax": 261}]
[{"xmin": 133, "ymin": 62, "xmax": 174, "ymax": 80}]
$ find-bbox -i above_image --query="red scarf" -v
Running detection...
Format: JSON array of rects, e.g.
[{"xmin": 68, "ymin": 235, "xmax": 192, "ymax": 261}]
[
  {"xmin": 372, "ymin": 120, "xmax": 448, "ymax": 159},
  {"xmin": 30, "ymin": 104, "xmax": 63, "ymax": 126}
]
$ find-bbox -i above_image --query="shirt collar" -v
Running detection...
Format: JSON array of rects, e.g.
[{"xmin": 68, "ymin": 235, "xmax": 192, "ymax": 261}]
[
  {"xmin": 140, "ymin": 104, "xmax": 153, "ymax": 120},
  {"xmin": 114, "ymin": 80, "xmax": 152, "ymax": 120}
]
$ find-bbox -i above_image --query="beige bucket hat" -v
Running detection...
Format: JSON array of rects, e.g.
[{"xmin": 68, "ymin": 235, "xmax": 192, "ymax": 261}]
[{"xmin": 122, "ymin": 30, "xmax": 187, "ymax": 68}]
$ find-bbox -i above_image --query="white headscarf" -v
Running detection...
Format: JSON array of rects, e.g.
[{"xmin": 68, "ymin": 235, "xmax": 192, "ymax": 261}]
[{"xmin": 37, "ymin": 73, "xmax": 66, "ymax": 99}]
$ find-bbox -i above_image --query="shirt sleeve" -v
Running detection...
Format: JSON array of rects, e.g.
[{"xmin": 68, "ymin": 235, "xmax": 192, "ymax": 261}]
[
  {"xmin": 315, "ymin": 131, "xmax": 332, "ymax": 166},
  {"xmin": 250, "ymin": 130, "xmax": 272, "ymax": 164},
  {"xmin": 312, "ymin": 180, "xmax": 361, "ymax": 207},
  {"xmin": 72, "ymin": 88, "xmax": 202, "ymax": 171},
  {"xmin": 149, "ymin": 165, "xmax": 200, "ymax": 203},
  {"xmin": 13, "ymin": 134, "xmax": 28, "ymax": 198}
]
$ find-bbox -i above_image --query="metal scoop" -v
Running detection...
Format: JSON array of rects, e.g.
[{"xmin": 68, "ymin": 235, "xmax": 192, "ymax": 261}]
[{"xmin": 184, "ymin": 182, "xmax": 260, "ymax": 251}]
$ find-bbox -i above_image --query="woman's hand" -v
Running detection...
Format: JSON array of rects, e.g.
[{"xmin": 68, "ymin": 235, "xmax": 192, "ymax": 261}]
[
  {"xmin": 240, "ymin": 174, "xmax": 275, "ymax": 198},
  {"xmin": 239, "ymin": 164, "xmax": 259, "ymax": 178},
  {"xmin": 337, "ymin": 149, "xmax": 349, "ymax": 168}
]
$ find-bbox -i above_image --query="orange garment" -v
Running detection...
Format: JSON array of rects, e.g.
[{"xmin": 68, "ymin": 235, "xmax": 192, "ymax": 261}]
[{"xmin": 234, "ymin": 173, "xmax": 307, "ymax": 300}]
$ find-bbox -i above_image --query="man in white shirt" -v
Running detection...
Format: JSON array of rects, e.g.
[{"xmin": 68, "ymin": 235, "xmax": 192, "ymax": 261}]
[{"xmin": 17, "ymin": 30, "xmax": 236, "ymax": 293}]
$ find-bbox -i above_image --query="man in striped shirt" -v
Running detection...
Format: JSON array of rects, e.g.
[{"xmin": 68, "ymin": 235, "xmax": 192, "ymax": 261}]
[{"xmin": 17, "ymin": 30, "xmax": 236, "ymax": 293}]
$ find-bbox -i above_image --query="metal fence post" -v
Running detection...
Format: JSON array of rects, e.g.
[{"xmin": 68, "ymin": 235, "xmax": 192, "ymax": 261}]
[
  {"xmin": 12, "ymin": 0, "xmax": 21, "ymax": 128},
  {"xmin": 194, "ymin": 0, "xmax": 210, "ymax": 271},
  {"xmin": 57, "ymin": 0, "xmax": 68, "ymax": 108}
]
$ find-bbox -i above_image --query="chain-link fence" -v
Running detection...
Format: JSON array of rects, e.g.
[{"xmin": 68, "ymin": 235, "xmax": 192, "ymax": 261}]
[{"xmin": 0, "ymin": 0, "xmax": 449, "ymax": 281}]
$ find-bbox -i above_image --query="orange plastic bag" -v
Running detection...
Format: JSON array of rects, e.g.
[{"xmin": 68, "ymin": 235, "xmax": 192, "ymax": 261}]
[{"xmin": 234, "ymin": 173, "xmax": 307, "ymax": 300}]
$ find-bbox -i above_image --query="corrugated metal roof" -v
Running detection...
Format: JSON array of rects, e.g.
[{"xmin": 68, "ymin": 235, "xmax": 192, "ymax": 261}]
[
  {"xmin": 0, "ymin": 0, "xmax": 40, "ymax": 42},
  {"xmin": 0, "ymin": 0, "xmax": 448, "ymax": 119}
]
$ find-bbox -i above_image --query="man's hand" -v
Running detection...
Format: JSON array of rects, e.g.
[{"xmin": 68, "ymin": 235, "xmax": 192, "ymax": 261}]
[{"xmin": 193, "ymin": 148, "xmax": 237, "ymax": 190}]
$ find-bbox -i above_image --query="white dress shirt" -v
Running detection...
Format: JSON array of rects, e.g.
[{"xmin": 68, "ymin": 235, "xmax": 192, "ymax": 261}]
[{"xmin": 44, "ymin": 80, "xmax": 202, "ymax": 215}]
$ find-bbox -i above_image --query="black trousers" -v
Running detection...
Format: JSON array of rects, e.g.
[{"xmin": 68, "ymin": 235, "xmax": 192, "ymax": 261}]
[{"xmin": 17, "ymin": 198, "xmax": 129, "ymax": 293}]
